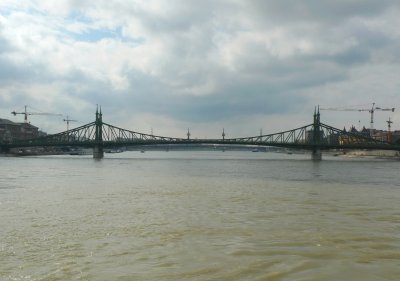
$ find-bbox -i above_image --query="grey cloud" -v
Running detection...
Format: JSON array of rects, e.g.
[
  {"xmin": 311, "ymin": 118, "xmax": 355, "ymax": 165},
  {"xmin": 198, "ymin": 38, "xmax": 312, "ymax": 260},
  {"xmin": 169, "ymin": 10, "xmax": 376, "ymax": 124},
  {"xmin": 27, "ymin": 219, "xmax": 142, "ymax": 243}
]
[
  {"xmin": 330, "ymin": 48, "xmax": 370, "ymax": 66},
  {"xmin": 1, "ymin": 1, "xmax": 400, "ymax": 134},
  {"xmin": 0, "ymin": 57, "xmax": 47, "ymax": 84},
  {"xmin": 0, "ymin": 35, "xmax": 12, "ymax": 54},
  {"xmin": 131, "ymin": 1, "xmax": 230, "ymax": 33},
  {"xmin": 248, "ymin": 0, "xmax": 398, "ymax": 25},
  {"xmin": 0, "ymin": 89, "xmax": 42, "ymax": 115},
  {"xmin": 115, "ymin": 68, "xmax": 306, "ymax": 123}
]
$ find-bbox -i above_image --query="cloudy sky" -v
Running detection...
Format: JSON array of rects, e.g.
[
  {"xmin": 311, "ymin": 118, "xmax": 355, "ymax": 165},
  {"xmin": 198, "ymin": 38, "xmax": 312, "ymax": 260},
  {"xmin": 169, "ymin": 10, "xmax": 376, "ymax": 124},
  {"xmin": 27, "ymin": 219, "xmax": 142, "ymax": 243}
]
[{"xmin": 1, "ymin": 1, "xmax": 399, "ymax": 138}]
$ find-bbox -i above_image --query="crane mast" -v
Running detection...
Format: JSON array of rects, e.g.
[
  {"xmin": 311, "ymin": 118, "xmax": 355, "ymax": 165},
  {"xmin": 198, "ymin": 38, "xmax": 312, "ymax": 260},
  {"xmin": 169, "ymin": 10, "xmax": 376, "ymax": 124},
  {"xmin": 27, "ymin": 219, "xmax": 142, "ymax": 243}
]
[
  {"xmin": 63, "ymin": 116, "xmax": 77, "ymax": 131},
  {"xmin": 368, "ymin": 103, "xmax": 395, "ymax": 129}
]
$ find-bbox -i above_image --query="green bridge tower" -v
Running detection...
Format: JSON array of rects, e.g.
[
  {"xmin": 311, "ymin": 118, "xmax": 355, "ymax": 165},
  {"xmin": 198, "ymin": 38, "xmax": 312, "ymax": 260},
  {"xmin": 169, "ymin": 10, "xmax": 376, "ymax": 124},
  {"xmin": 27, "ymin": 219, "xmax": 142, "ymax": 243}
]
[
  {"xmin": 312, "ymin": 106, "xmax": 322, "ymax": 160},
  {"xmin": 93, "ymin": 106, "xmax": 104, "ymax": 159}
]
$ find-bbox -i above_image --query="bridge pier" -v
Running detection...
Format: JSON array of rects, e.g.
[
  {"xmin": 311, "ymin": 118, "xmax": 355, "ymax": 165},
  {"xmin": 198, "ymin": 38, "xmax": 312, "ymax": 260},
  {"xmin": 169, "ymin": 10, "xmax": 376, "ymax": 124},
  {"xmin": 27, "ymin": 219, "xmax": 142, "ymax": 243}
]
[
  {"xmin": 93, "ymin": 145, "xmax": 104, "ymax": 159},
  {"xmin": 311, "ymin": 148, "xmax": 322, "ymax": 161}
]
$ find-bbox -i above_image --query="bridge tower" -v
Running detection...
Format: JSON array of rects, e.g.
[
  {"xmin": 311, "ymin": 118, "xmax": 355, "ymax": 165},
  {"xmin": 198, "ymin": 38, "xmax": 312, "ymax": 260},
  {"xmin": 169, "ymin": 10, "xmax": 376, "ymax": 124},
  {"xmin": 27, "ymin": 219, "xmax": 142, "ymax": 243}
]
[
  {"xmin": 312, "ymin": 106, "xmax": 322, "ymax": 160},
  {"xmin": 93, "ymin": 106, "xmax": 104, "ymax": 159}
]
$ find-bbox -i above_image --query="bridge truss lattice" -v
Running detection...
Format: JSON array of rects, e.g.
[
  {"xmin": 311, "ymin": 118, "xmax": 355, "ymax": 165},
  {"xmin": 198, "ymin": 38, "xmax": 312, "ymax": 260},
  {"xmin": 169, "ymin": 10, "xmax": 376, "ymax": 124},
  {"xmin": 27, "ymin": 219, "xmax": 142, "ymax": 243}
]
[{"xmin": 2, "ymin": 108, "xmax": 400, "ymax": 153}]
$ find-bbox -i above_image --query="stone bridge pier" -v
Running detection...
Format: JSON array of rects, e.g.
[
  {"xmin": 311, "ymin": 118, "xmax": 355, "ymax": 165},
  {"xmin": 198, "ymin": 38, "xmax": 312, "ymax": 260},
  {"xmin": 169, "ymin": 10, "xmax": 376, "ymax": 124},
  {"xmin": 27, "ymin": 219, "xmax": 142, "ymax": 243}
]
[
  {"xmin": 93, "ymin": 144, "xmax": 104, "ymax": 159},
  {"xmin": 312, "ymin": 147, "xmax": 322, "ymax": 161}
]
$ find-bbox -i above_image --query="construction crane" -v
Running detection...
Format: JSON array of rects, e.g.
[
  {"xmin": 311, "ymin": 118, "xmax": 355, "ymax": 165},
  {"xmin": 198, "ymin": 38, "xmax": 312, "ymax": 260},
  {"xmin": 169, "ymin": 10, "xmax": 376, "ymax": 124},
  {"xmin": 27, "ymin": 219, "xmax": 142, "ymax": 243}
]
[
  {"xmin": 387, "ymin": 117, "xmax": 393, "ymax": 143},
  {"xmin": 320, "ymin": 103, "xmax": 395, "ymax": 129},
  {"xmin": 63, "ymin": 115, "xmax": 77, "ymax": 131},
  {"xmin": 12, "ymin": 105, "xmax": 62, "ymax": 123},
  {"xmin": 387, "ymin": 117, "xmax": 393, "ymax": 132}
]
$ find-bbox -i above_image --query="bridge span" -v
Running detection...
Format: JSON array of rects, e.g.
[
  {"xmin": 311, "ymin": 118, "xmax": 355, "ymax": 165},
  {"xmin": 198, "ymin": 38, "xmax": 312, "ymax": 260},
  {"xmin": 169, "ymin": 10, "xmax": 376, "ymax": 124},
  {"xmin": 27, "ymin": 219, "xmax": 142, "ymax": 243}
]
[{"xmin": 1, "ymin": 107, "xmax": 399, "ymax": 159}]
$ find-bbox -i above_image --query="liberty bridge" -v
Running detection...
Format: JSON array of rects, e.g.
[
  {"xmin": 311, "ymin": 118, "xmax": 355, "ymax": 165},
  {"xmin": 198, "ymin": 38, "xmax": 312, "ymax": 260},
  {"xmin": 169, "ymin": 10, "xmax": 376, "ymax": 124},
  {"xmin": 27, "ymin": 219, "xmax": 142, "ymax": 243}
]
[{"xmin": 1, "ymin": 107, "xmax": 400, "ymax": 160}]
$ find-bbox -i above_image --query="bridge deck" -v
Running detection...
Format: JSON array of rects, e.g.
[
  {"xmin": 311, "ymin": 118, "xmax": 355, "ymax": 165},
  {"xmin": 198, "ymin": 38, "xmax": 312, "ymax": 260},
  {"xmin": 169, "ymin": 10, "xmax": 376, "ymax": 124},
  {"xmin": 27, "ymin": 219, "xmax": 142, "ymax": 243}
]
[{"xmin": 2, "ymin": 110, "xmax": 400, "ymax": 155}]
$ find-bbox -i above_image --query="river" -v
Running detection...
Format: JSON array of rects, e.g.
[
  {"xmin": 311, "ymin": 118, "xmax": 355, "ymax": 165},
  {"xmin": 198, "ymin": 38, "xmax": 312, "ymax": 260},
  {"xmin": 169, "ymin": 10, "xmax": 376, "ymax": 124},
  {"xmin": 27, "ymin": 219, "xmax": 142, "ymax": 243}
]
[{"xmin": 1, "ymin": 151, "xmax": 400, "ymax": 280}]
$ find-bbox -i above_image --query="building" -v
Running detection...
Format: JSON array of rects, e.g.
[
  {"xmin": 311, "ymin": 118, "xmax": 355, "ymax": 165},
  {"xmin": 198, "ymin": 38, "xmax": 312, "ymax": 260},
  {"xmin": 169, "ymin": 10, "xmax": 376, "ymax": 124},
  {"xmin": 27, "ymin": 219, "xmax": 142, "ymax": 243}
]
[
  {"xmin": 388, "ymin": 130, "xmax": 400, "ymax": 143},
  {"xmin": 0, "ymin": 118, "xmax": 39, "ymax": 142},
  {"xmin": 341, "ymin": 125, "xmax": 400, "ymax": 144}
]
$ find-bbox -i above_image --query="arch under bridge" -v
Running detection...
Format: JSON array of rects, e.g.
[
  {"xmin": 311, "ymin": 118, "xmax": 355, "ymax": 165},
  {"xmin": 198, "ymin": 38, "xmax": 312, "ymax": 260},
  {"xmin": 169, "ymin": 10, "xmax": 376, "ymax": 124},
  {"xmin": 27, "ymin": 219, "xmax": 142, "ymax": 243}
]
[{"xmin": 1, "ymin": 108, "xmax": 399, "ymax": 159}]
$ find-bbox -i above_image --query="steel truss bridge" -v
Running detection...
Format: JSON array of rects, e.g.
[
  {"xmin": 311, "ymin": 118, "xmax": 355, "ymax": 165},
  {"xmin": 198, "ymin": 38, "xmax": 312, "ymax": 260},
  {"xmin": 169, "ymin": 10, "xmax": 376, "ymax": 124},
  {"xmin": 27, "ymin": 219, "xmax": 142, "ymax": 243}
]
[{"xmin": 1, "ymin": 108, "xmax": 400, "ymax": 159}]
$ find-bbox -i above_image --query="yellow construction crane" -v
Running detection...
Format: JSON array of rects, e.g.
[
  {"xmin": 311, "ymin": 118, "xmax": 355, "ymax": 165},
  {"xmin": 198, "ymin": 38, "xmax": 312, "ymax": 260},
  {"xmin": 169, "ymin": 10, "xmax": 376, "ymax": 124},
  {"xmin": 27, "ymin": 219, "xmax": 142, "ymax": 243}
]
[
  {"xmin": 320, "ymin": 103, "xmax": 395, "ymax": 129},
  {"xmin": 11, "ymin": 105, "xmax": 62, "ymax": 123}
]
